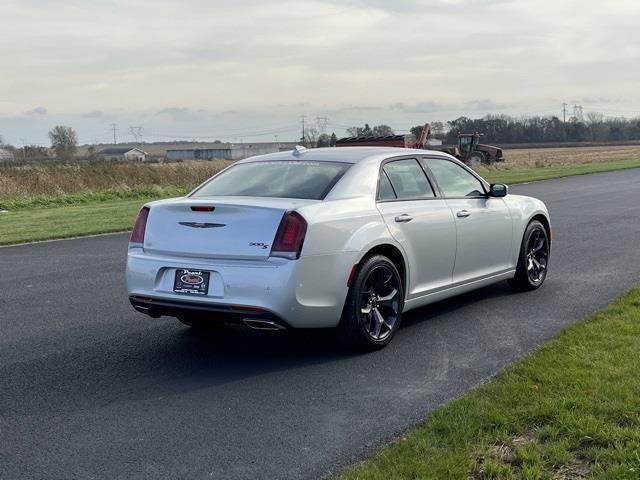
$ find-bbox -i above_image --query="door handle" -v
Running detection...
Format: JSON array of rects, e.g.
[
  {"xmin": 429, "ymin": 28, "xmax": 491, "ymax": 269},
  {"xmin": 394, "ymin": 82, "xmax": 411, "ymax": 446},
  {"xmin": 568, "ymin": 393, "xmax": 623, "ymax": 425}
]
[
  {"xmin": 394, "ymin": 214, "xmax": 413, "ymax": 223},
  {"xmin": 456, "ymin": 210, "xmax": 471, "ymax": 218}
]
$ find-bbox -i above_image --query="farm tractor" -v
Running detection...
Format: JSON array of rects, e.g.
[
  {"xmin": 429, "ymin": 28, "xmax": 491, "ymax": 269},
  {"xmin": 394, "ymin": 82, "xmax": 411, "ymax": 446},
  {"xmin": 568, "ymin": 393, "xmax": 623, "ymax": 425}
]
[
  {"xmin": 416, "ymin": 123, "xmax": 505, "ymax": 165},
  {"xmin": 336, "ymin": 123, "xmax": 505, "ymax": 166}
]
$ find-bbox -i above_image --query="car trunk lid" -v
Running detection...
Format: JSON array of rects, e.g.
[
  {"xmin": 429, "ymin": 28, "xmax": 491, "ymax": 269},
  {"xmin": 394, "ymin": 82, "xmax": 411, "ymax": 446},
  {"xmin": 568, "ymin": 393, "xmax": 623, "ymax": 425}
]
[{"xmin": 143, "ymin": 197, "xmax": 315, "ymax": 260}]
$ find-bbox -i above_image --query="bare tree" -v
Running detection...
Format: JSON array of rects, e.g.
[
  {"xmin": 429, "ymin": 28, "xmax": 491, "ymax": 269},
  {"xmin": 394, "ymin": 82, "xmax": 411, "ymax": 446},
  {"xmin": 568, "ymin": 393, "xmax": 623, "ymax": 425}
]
[
  {"xmin": 585, "ymin": 112, "xmax": 606, "ymax": 141},
  {"xmin": 346, "ymin": 126, "xmax": 358, "ymax": 137},
  {"xmin": 346, "ymin": 124, "xmax": 373, "ymax": 137},
  {"xmin": 372, "ymin": 124, "xmax": 394, "ymax": 136},
  {"xmin": 303, "ymin": 126, "xmax": 319, "ymax": 147},
  {"xmin": 585, "ymin": 112, "xmax": 604, "ymax": 125},
  {"xmin": 22, "ymin": 145, "xmax": 50, "ymax": 159},
  {"xmin": 48, "ymin": 125, "xmax": 78, "ymax": 158}
]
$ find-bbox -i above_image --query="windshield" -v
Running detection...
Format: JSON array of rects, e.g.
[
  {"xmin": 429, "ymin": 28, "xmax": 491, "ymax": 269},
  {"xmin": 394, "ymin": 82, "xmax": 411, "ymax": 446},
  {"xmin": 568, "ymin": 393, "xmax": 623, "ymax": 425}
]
[{"xmin": 191, "ymin": 161, "xmax": 351, "ymax": 200}]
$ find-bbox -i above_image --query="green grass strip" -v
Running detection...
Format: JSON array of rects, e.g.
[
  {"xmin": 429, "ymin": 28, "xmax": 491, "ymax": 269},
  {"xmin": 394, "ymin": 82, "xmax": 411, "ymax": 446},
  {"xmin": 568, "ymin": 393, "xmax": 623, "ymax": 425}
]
[
  {"xmin": 0, "ymin": 198, "xmax": 154, "ymax": 245},
  {"xmin": 479, "ymin": 158, "xmax": 640, "ymax": 185},
  {"xmin": 338, "ymin": 287, "xmax": 640, "ymax": 479}
]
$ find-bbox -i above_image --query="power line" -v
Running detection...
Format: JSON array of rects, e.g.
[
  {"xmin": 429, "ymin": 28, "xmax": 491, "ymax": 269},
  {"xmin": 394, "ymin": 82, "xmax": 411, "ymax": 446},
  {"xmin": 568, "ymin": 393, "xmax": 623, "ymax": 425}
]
[
  {"xmin": 316, "ymin": 116, "xmax": 329, "ymax": 135},
  {"xmin": 129, "ymin": 126, "xmax": 144, "ymax": 145}
]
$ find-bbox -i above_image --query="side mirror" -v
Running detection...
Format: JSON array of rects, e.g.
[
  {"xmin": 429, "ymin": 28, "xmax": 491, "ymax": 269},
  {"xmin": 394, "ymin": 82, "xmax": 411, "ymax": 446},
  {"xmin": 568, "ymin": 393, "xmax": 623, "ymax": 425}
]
[{"xmin": 489, "ymin": 183, "xmax": 508, "ymax": 197}]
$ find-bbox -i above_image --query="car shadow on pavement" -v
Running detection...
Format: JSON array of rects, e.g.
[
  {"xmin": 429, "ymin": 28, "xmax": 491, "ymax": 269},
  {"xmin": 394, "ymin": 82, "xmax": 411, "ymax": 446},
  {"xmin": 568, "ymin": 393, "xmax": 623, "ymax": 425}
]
[{"xmin": 1, "ymin": 282, "xmax": 516, "ymax": 420}]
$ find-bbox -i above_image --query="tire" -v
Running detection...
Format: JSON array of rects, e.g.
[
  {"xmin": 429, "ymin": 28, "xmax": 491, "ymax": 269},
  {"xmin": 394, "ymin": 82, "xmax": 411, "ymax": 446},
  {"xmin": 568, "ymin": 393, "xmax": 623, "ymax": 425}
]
[
  {"xmin": 508, "ymin": 220, "xmax": 550, "ymax": 291},
  {"xmin": 338, "ymin": 255, "xmax": 404, "ymax": 351},
  {"xmin": 467, "ymin": 151, "xmax": 486, "ymax": 167},
  {"xmin": 177, "ymin": 314, "xmax": 227, "ymax": 332}
]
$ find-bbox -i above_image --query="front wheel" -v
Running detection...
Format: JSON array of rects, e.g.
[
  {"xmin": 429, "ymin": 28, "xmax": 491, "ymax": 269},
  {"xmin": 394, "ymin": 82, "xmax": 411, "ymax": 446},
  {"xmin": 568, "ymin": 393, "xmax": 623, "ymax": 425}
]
[
  {"xmin": 508, "ymin": 220, "xmax": 550, "ymax": 291},
  {"xmin": 338, "ymin": 255, "xmax": 404, "ymax": 350}
]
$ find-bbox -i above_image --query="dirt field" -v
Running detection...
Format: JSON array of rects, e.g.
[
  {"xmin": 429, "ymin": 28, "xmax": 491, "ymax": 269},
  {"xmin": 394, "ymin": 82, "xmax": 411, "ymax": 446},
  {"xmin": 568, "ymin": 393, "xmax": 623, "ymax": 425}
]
[{"xmin": 501, "ymin": 144, "xmax": 640, "ymax": 168}]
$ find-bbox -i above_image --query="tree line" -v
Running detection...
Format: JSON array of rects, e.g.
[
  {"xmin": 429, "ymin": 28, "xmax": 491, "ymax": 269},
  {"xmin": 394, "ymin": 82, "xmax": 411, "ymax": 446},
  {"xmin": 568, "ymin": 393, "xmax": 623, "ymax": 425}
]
[
  {"xmin": 349, "ymin": 114, "xmax": 640, "ymax": 145},
  {"xmin": 426, "ymin": 114, "xmax": 640, "ymax": 145}
]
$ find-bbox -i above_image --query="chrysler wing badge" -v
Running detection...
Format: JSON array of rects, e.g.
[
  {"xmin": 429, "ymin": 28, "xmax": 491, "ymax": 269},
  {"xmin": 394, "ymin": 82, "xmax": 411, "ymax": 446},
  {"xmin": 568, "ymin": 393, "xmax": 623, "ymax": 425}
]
[{"xmin": 178, "ymin": 222, "xmax": 226, "ymax": 228}]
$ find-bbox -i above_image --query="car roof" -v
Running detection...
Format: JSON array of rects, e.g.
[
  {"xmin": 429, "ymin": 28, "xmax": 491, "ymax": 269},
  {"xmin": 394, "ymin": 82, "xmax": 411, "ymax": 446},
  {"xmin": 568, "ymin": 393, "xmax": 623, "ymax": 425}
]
[{"xmin": 236, "ymin": 146, "xmax": 454, "ymax": 165}]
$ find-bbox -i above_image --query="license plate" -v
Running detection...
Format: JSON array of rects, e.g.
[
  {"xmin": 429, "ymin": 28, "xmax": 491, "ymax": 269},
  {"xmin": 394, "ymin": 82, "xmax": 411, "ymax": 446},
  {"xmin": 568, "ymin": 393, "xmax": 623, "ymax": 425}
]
[{"xmin": 173, "ymin": 269, "xmax": 210, "ymax": 295}]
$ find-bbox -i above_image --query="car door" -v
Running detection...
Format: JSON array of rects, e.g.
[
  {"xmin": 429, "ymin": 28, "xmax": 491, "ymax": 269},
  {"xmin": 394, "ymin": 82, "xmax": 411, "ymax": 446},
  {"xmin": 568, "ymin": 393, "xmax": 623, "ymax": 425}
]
[
  {"xmin": 423, "ymin": 157, "xmax": 513, "ymax": 284},
  {"xmin": 376, "ymin": 158, "xmax": 457, "ymax": 298}
]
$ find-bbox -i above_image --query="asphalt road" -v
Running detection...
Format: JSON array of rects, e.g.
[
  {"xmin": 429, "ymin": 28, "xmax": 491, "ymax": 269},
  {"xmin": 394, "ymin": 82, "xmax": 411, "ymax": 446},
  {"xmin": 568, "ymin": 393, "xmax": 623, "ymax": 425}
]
[{"xmin": 1, "ymin": 169, "xmax": 639, "ymax": 480}]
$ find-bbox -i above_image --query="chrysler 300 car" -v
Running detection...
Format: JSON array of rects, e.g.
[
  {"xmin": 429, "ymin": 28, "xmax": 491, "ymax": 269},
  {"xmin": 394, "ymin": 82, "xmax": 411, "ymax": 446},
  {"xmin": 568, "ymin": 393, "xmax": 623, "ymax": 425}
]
[{"xmin": 127, "ymin": 146, "xmax": 550, "ymax": 349}]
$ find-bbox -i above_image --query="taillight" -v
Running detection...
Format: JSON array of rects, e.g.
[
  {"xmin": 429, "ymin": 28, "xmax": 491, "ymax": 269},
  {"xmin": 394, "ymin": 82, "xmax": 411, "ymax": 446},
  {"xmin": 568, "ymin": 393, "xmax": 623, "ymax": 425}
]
[
  {"xmin": 130, "ymin": 207, "xmax": 150, "ymax": 244},
  {"xmin": 271, "ymin": 211, "xmax": 307, "ymax": 259}
]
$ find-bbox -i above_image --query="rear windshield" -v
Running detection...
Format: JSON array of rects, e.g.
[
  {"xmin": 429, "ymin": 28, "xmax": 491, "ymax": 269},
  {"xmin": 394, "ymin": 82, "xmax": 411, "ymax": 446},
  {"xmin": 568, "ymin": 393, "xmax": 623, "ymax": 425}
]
[{"xmin": 191, "ymin": 161, "xmax": 351, "ymax": 200}]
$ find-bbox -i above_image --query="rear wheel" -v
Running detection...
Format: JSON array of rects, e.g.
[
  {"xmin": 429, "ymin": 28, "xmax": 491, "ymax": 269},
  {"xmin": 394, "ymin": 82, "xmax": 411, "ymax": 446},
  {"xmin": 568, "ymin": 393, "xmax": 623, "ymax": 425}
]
[
  {"xmin": 467, "ymin": 151, "xmax": 486, "ymax": 167},
  {"xmin": 338, "ymin": 255, "xmax": 404, "ymax": 350},
  {"xmin": 508, "ymin": 220, "xmax": 550, "ymax": 291}
]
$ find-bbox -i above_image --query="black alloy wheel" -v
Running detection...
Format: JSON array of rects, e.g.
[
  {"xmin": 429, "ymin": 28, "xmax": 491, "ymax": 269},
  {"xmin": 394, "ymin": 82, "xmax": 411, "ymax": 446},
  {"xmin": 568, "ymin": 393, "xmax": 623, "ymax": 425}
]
[
  {"xmin": 509, "ymin": 220, "xmax": 550, "ymax": 291},
  {"xmin": 338, "ymin": 255, "xmax": 404, "ymax": 350},
  {"xmin": 359, "ymin": 265, "xmax": 401, "ymax": 341}
]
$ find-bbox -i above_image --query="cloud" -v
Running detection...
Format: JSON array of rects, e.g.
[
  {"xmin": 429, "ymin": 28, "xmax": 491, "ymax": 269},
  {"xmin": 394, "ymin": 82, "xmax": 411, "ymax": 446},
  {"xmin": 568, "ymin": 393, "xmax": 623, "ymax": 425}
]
[
  {"xmin": 157, "ymin": 107, "xmax": 204, "ymax": 122},
  {"xmin": 464, "ymin": 100, "xmax": 512, "ymax": 111},
  {"xmin": 1, "ymin": 0, "xmax": 639, "ymax": 144},
  {"xmin": 26, "ymin": 106, "xmax": 47, "ymax": 115},
  {"xmin": 390, "ymin": 102, "xmax": 452, "ymax": 113},
  {"xmin": 81, "ymin": 110, "xmax": 105, "ymax": 118}
]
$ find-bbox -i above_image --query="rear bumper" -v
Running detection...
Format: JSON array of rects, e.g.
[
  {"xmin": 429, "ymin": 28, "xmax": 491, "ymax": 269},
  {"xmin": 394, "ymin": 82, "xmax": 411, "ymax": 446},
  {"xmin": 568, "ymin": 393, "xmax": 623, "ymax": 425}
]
[
  {"xmin": 126, "ymin": 248, "xmax": 357, "ymax": 328},
  {"xmin": 129, "ymin": 295, "xmax": 290, "ymax": 329}
]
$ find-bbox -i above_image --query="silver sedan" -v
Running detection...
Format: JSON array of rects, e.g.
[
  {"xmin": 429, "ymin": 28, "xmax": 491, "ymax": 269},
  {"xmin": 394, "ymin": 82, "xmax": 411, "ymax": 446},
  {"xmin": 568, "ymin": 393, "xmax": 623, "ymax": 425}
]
[{"xmin": 126, "ymin": 147, "xmax": 551, "ymax": 349}]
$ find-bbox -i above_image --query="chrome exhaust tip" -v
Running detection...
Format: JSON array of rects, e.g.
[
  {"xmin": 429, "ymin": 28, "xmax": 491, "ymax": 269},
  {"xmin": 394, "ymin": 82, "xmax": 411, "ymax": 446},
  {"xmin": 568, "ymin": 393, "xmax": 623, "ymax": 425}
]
[{"xmin": 242, "ymin": 318, "xmax": 286, "ymax": 331}]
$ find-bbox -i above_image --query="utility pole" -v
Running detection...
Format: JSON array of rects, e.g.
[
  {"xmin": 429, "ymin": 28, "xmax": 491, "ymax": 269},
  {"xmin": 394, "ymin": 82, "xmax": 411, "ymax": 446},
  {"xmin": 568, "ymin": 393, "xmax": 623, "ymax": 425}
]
[
  {"xmin": 110, "ymin": 123, "xmax": 118, "ymax": 144},
  {"xmin": 274, "ymin": 134, "xmax": 280, "ymax": 151},
  {"xmin": 300, "ymin": 115, "xmax": 306, "ymax": 145},
  {"xmin": 562, "ymin": 103, "xmax": 568, "ymax": 123}
]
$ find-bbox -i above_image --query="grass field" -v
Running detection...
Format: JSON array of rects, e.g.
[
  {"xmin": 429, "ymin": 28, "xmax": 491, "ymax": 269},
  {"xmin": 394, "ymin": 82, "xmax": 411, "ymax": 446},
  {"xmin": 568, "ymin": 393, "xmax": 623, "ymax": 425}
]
[
  {"xmin": 338, "ymin": 287, "xmax": 640, "ymax": 480},
  {"xmin": 0, "ymin": 198, "xmax": 150, "ymax": 245},
  {"xmin": 1, "ymin": 145, "xmax": 640, "ymax": 245}
]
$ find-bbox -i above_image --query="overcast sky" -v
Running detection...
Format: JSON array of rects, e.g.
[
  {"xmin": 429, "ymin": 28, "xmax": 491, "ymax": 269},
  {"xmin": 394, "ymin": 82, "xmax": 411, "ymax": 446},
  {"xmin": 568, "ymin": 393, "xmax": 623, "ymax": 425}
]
[{"xmin": 1, "ymin": 0, "xmax": 639, "ymax": 145}]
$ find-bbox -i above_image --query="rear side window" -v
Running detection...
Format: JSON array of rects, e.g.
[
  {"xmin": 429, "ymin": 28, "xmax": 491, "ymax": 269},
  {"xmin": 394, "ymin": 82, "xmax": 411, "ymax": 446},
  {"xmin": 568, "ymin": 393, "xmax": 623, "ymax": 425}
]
[
  {"xmin": 191, "ymin": 161, "xmax": 351, "ymax": 200},
  {"xmin": 378, "ymin": 172, "xmax": 396, "ymax": 200},
  {"xmin": 382, "ymin": 159, "xmax": 435, "ymax": 200}
]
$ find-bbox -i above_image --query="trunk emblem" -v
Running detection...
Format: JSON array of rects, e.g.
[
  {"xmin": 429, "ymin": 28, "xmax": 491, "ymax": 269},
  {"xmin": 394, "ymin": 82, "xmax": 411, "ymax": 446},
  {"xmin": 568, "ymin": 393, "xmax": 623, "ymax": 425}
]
[
  {"xmin": 178, "ymin": 222, "xmax": 226, "ymax": 228},
  {"xmin": 249, "ymin": 242, "xmax": 270, "ymax": 249}
]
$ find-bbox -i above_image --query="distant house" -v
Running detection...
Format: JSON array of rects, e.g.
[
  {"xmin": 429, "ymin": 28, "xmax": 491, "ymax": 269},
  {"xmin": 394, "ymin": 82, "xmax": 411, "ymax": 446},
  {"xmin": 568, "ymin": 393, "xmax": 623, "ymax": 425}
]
[
  {"xmin": 0, "ymin": 148, "xmax": 15, "ymax": 161},
  {"xmin": 97, "ymin": 147, "xmax": 147, "ymax": 161}
]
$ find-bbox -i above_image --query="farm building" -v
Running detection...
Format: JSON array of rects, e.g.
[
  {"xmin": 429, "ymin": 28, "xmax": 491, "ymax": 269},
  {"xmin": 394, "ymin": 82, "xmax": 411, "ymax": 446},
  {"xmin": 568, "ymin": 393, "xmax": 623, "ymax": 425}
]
[
  {"xmin": 97, "ymin": 147, "xmax": 147, "ymax": 161},
  {"xmin": 0, "ymin": 148, "xmax": 15, "ymax": 160},
  {"xmin": 166, "ymin": 142, "xmax": 296, "ymax": 161}
]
